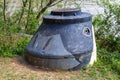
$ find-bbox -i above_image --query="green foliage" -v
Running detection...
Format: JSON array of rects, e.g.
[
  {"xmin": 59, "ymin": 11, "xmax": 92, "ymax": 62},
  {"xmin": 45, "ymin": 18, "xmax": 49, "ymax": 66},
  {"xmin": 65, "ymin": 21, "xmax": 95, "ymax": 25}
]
[
  {"xmin": 0, "ymin": 0, "xmax": 63, "ymax": 57},
  {"xmin": 97, "ymin": 48, "xmax": 120, "ymax": 74},
  {"xmin": 25, "ymin": 13, "xmax": 39, "ymax": 34},
  {"xmin": 0, "ymin": 1, "xmax": 2, "ymax": 16},
  {"xmin": 91, "ymin": 1, "xmax": 120, "ymax": 77},
  {"xmin": 0, "ymin": 20, "xmax": 30, "ymax": 57},
  {"xmin": 93, "ymin": 1, "xmax": 120, "ymax": 52},
  {"xmin": 96, "ymin": 35, "xmax": 120, "ymax": 52}
]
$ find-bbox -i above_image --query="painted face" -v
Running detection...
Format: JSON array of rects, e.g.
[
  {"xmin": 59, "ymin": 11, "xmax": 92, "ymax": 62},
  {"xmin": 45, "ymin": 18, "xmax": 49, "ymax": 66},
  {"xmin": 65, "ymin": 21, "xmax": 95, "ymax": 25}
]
[
  {"xmin": 26, "ymin": 9, "xmax": 96, "ymax": 70},
  {"xmin": 39, "ymin": 21, "xmax": 93, "ymax": 55}
]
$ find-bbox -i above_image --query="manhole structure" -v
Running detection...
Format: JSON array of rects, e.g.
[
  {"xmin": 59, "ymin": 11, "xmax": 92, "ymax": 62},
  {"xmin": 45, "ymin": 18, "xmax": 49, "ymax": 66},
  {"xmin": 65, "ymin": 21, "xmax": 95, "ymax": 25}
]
[{"xmin": 25, "ymin": 8, "xmax": 96, "ymax": 70}]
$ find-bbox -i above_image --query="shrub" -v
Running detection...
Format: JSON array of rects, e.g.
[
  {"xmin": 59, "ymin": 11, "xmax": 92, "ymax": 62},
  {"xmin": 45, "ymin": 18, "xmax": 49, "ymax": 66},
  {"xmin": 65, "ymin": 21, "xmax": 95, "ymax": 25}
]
[
  {"xmin": 0, "ymin": 33, "xmax": 30, "ymax": 57},
  {"xmin": 98, "ymin": 48, "xmax": 120, "ymax": 74},
  {"xmin": 93, "ymin": 0, "xmax": 120, "ymax": 52},
  {"xmin": 0, "ymin": 20, "xmax": 30, "ymax": 57}
]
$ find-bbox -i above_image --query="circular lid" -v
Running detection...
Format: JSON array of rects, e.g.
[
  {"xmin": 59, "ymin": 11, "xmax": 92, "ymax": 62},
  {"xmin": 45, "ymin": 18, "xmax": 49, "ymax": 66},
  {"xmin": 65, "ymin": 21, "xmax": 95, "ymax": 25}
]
[
  {"xmin": 51, "ymin": 8, "xmax": 81, "ymax": 16},
  {"xmin": 43, "ymin": 8, "xmax": 92, "ymax": 24}
]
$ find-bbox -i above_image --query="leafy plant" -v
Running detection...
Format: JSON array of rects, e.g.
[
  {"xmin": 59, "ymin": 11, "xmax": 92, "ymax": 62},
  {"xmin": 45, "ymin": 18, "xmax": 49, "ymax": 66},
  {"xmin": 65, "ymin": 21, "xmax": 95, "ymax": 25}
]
[
  {"xmin": 93, "ymin": 0, "xmax": 120, "ymax": 52},
  {"xmin": 0, "ymin": 19, "xmax": 30, "ymax": 57},
  {"xmin": 97, "ymin": 48, "xmax": 120, "ymax": 74}
]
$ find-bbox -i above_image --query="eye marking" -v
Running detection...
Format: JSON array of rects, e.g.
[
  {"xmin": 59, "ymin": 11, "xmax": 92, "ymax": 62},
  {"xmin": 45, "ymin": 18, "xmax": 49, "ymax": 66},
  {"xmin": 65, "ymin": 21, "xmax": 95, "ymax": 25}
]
[{"xmin": 83, "ymin": 27, "xmax": 91, "ymax": 36}]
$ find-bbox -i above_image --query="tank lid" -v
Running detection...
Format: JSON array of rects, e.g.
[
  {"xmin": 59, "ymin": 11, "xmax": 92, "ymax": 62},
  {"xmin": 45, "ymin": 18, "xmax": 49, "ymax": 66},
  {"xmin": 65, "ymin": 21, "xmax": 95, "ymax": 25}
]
[
  {"xmin": 51, "ymin": 8, "xmax": 81, "ymax": 16},
  {"xmin": 43, "ymin": 8, "xmax": 92, "ymax": 24}
]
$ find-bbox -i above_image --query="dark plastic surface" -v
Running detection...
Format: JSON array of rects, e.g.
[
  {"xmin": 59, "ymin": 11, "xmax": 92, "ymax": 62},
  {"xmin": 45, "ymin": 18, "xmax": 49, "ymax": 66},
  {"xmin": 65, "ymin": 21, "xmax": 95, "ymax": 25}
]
[
  {"xmin": 43, "ymin": 8, "xmax": 92, "ymax": 24},
  {"xmin": 26, "ymin": 8, "xmax": 93, "ymax": 70}
]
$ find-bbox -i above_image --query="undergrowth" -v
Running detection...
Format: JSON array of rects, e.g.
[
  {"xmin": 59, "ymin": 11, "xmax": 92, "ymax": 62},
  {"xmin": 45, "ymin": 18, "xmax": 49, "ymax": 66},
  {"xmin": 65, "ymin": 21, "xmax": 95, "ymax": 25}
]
[
  {"xmin": 0, "ymin": 20, "xmax": 30, "ymax": 57},
  {"xmin": 97, "ymin": 48, "xmax": 120, "ymax": 74}
]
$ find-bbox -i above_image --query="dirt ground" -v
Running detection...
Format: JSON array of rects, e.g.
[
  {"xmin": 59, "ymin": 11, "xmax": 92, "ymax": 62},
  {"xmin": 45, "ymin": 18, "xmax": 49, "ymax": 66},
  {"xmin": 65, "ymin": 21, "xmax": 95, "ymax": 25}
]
[
  {"xmin": 0, "ymin": 56, "xmax": 119, "ymax": 80},
  {"xmin": 0, "ymin": 56, "xmax": 88, "ymax": 80}
]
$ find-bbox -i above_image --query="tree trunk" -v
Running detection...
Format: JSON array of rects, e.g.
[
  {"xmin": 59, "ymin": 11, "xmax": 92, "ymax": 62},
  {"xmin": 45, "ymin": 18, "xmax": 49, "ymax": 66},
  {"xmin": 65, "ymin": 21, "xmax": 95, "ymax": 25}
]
[
  {"xmin": 18, "ymin": 0, "xmax": 28, "ymax": 24},
  {"xmin": 25, "ymin": 0, "xmax": 32, "ymax": 31},
  {"xmin": 3, "ymin": 0, "xmax": 6, "ymax": 22},
  {"xmin": 36, "ymin": 6, "xmax": 48, "ymax": 19}
]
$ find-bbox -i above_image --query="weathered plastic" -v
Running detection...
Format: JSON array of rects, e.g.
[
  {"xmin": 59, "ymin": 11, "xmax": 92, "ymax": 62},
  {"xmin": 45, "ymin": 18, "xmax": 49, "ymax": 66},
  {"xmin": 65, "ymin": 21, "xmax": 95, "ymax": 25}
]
[{"xmin": 25, "ymin": 8, "xmax": 96, "ymax": 70}]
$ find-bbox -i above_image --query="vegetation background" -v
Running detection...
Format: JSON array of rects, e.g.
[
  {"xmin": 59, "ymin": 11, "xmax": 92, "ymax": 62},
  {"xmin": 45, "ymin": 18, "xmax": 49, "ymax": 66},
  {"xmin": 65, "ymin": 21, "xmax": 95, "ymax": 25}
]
[{"xmin": 0, "ymin": 0, "xmax": 120, "ymax": 80}]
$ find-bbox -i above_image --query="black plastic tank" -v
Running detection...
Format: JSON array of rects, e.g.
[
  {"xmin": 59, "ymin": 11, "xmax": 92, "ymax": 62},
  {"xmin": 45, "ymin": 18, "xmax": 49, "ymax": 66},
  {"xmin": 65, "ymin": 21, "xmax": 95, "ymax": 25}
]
[{"xmin": 25, "ymin": 8, "xmax": 96, "ymax": 70}]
